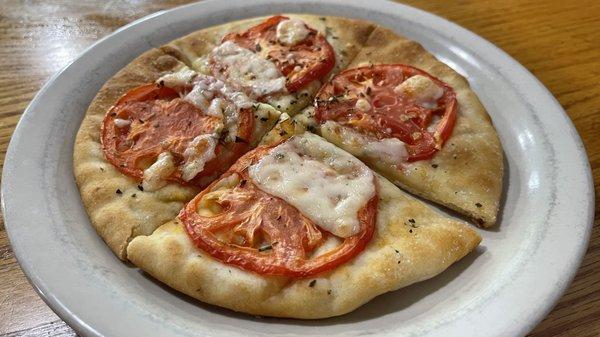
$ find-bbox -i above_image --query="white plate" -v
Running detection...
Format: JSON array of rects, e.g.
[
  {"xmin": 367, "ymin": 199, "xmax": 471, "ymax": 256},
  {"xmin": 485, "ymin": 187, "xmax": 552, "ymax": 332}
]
[{"xmin": 2, "ymin": 1, "xmax": 593, "ymax": 336}]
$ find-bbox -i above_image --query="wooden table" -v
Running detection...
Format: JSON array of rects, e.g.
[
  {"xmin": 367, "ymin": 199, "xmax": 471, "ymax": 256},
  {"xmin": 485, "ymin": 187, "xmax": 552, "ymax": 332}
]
[{"xmin": 0, "ymin": 1, "xmax": 598, "ymax": 335}]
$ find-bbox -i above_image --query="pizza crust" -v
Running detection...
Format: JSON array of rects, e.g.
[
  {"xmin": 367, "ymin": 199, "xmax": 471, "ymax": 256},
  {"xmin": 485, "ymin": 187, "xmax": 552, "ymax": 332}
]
[{"xmin": 127, "ymin": 174, "xmax": 480, "ymax": 318}]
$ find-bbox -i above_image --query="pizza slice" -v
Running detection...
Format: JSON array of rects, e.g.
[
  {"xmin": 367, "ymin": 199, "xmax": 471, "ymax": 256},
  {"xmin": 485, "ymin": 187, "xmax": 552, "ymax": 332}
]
[
  {"xmin": 286, "ymin": 27, "xmax": 504, "ymax": 227},
  {"xmin": 127, "ymin": 132, "xmax": 480, "ymax": 318},
  {"xmin": 74, "ymin": 51, "xmax": 280, "ymax": 259},
  {"xmin": 161, "ymin": 14, "xmax": 376, "ymax": 115}
]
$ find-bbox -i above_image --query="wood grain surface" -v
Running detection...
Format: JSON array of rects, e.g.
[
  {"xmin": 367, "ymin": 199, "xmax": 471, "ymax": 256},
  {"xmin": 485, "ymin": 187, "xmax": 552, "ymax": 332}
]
[{"xmin": 0, "ymin": 1, "xmax": 598, "ymax": 336}]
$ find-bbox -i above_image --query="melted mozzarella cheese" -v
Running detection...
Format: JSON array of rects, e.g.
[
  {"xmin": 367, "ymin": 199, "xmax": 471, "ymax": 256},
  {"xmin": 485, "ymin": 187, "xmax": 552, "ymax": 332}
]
[
  {"xmin": 184, "ymin": 74, "xmax": 253, "ymax": 111},
  {"xmin": 207, "ymin": 97, "xmax": 228, "ymax": 118},
  {"xmin": 248, "ymin": 133, "xmax": 375, "ymax": 238},
  {"xmin": 142, "ymin": 152, "xmax": 176, "ymax": 192},
  {"xmin": 221, "ymin": 103, "xmax": 240, "ymax": 143},
  {"xmin": 156, "ymin": 68, "xmax": 197, "ymax": 88},
  {"xmin": 181, "ymin": 134, "xmax": 217, "ymax": 181},
  {"xmin": 321, "ymin": 121, "xmax": 409, "ymax": 165},
  {"xmin": 365, "ymin": 138, "xmax": 408, "ymax": 163},
  {"xmin": 355, "ymin": 98, "xmax": 371, "ymax": 111},
  {"xmin": 394, "ymin": 75, "xmax": 443, "ymax": 109},
  {"xmin": 276, "ymin": 18, "xmax": 310, "ymax": 46},
  {"xmin": 427, "ymin": 114, "xmax": 442, "ymax": 133},
  {"xmin": 210, "ymin": 41, "xmax": 286, "ymax": 97},
  {"xmin": 113, "ymin": 118, "xmax": 131, "ymax": 128},
  {"xmin": 156, "ymin": 70, "xmax": 252, "ymax": 143}
]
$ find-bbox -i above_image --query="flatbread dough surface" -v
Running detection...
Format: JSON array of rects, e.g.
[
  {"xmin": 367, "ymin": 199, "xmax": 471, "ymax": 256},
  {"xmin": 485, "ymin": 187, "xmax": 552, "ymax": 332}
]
[{"xmin": 127, "ymin": 174, "xmax": 480, "ymax": 318}]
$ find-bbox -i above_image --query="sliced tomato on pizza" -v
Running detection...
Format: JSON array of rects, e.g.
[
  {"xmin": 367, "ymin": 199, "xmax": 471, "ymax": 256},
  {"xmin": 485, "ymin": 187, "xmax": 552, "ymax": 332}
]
[
  {"xmin": 315, "ymin": 64, "xmax": 457, "ymax": 162},
  {"xmin": 204, "ymin": 15, "xmax": 335, "ymax": 117},
  {"xmin": 180, "ymin": 133, "xmax": 377, "ymax": 277},
  {"xmin": 101, "ymin": 67, "xmax": 280, "ymax": 192}
]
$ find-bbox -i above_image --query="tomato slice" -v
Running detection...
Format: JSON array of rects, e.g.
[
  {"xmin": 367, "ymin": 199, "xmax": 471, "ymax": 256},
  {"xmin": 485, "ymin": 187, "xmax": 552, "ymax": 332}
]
[
  {"xmin": 101, "ymin": 83, "xmax": 254, "ymax": 187},
  {"xmin": 315, "ymin": 65, "xmax": 457, "ymax": 162},
  {"xmin": 221, "ymin": 15, "xmax": 335, "ymax": 93},
  {"xmin": 180, "ymin": 145, "xmax": 378, "ymax": 277}
]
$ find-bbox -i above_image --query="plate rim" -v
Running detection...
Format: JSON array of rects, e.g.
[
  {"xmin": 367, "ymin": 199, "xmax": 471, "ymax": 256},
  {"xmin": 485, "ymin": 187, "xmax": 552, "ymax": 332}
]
[{"xmin": 2, "ymin": 0, "xmax": 594, "ymax": 336}]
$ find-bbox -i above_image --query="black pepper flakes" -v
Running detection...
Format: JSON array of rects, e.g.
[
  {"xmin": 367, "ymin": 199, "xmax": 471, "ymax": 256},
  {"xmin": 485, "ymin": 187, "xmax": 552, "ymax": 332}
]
[
  {"xmin": 431, "ymin": 164, "xmax": 438, "ymax": 168},
  {"xmin": 255, "ymin": 43, "xmax": 262, "ymax": 52},
  {"xmin": 239, "ymin": 179, "xmax": 247, "ymax": 187},
  {"xmin": 116, "ymin": 189, "xmax": 123, "ymax": 195},
  {"xmin": 137, "ymin": 184, "xmax": 144, "ymax": 191},
  {"xmin": 475, "ymin": 203, "xmax": 483, "ymax": 208},
  {"xmin": 327, "ymin": 289, "xmax": 332, "ymax": 295},
  {"xmin": 260, "ymin": 117, "xmax": 268, "ymax": 122},
  {"xmin": 309, "ymin": 280, "xmax": 316, "ymax": 287},
  {"xmin": 131, "ymin": 193, "xmax": 137, "ymax": 198},
  {"xmin": 409, "ymin": 229, "xmax": 413, "ymax": 233},
  {"xmin": 408, "ymin": 219, "xmax": 415, "ymax": 224}
]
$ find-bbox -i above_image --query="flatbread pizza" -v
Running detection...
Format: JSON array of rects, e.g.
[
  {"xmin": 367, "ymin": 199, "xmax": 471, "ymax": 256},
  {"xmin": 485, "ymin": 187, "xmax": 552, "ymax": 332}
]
[
  {"xmin": 73, "ymin": 14, "xmax": 502, "ymax": 318},
  {"xmin": 75, "ymin": 14, "xmax": 373, "ymax": 259}
]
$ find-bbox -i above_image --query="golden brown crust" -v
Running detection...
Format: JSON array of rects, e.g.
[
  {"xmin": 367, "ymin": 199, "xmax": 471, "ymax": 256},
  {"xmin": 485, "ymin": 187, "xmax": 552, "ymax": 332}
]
[
  {"xmin": 319, "ymin": 26, "xmax": 504, "ymax": 227},
  {"xmin": 127, "ymin": 175, "xmax": 481, "ymax": 319}
]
